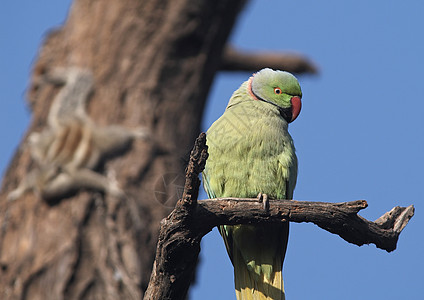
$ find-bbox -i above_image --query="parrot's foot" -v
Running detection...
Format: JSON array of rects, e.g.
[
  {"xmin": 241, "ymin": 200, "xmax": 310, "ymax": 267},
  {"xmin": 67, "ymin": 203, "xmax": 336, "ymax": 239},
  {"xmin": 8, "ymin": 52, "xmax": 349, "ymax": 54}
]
[{"xmin": 256, "ymin": 192, "xmax": 269, "ymax": 211}]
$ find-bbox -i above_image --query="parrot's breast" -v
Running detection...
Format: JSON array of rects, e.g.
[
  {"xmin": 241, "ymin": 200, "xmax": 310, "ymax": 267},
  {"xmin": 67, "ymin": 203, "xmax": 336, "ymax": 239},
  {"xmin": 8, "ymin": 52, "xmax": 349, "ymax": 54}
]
[{"xmin": 204, "ymin": 100, "xmax": 297, "ymax": 200}]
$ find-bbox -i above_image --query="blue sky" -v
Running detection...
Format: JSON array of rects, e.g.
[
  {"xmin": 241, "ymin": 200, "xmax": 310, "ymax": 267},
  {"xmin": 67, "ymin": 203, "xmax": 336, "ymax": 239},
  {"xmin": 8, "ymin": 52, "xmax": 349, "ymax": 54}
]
[{"xmin": 1, "ymin": 1, "xmax": 422, "ymax": 299}]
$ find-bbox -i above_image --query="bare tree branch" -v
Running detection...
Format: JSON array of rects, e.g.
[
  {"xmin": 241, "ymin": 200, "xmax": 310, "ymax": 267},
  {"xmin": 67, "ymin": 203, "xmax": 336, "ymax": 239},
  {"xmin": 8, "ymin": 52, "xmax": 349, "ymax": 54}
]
[
  {"xmin": 144, "ymin": 133, "xmax": 414, "ymax": 300},
  {"xmin": 221, "ymin": 46, "xmax": 318, "ymax": 74},
  {"xmin": 144, "ymin": 133, "xmax": 209, "ymax": 300},
  {"xmin": 197, "ymin": 198, "xmax": 414, "ymax": 252}
]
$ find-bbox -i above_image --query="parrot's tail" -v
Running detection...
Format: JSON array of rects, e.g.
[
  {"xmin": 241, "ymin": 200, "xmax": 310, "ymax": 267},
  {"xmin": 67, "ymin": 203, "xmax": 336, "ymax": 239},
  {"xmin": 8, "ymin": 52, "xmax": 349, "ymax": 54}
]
[
  {"xmin": 234, "ymin": 258, "xmax": 285, "ymax": 300},
  {"xmin": 220, "ymin": 223, "xmax": 288, "ymax": 300}
]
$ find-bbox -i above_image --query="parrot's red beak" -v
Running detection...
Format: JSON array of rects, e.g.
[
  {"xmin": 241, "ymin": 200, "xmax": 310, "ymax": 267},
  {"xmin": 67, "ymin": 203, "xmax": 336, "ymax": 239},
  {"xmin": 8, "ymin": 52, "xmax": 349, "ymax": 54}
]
[{"xmin": 290, "ymin": 96, "xmax": 302, "ymax": 122}]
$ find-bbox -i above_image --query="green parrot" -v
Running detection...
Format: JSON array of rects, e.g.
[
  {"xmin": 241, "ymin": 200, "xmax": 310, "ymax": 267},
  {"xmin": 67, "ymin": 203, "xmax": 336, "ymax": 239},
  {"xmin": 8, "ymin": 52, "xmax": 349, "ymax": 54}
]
[{"xmin": 202, "ymin": 68, "xmax": 302, "ymax": 300}]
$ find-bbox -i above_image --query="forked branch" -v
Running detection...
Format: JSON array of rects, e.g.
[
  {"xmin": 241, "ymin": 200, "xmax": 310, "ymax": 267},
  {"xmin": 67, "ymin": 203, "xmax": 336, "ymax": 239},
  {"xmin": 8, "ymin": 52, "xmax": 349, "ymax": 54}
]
[
  {"xmin": 197, "ymin": 198, "xmax": 414, "ymax": 252},
  {"xmin": 144, "ymin": 133, "xmax": 414, "ymax": 300}
]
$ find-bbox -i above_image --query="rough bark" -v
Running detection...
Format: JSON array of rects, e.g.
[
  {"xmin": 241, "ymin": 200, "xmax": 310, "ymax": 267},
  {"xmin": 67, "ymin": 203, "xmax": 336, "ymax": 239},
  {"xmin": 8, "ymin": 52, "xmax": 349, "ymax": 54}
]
[
  {"xmin": 0, "ymin": 0, "xmax": 248, "ymax": 298},
  {"xmin": 145, "ymin": 133, "xmax": 414, "ymax": 300}
]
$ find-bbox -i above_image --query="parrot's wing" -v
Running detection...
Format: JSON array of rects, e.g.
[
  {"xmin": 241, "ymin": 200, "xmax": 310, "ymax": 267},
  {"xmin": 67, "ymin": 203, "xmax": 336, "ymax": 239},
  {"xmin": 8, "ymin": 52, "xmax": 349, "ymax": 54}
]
[
  {"xmin": 218, "ymin": 225, "xmax": 235, "ymax": 266},
  {"xmin": 201, "ymin": 170, "xmax": 216, "ymax": 199},
  {"xmin": 202, "ymin": 170, "xmax": 236, "ymax": 265}
]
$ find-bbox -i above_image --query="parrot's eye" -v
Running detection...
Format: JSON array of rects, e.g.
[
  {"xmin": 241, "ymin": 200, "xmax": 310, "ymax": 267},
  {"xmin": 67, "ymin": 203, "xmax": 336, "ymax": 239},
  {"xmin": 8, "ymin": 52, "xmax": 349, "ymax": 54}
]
[{"xmin": 274, "ymin": 87, "xmax": 282, "ymax": 95}]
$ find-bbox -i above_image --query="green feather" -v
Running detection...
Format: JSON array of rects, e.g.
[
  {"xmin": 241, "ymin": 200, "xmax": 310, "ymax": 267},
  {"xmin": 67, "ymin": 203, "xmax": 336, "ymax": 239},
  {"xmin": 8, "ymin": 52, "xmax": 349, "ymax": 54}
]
[{"xmin": 203, "ymin": 68, "xmax": 301, "ymax": 300}]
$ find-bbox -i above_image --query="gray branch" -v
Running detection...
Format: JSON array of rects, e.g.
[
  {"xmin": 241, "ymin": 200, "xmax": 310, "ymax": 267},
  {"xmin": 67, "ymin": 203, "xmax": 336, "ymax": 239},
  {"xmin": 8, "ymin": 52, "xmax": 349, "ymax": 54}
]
[
  {"xmin": 197, "ymin": 198, "xmax": 414, "ymax": 252},
  {"xmin": 220, "ymin": 46, "xmax": 318, "ymax": 74},
  {"xmin": 144, "ymin": 133, "xmax": 414, "ymax": 300}
]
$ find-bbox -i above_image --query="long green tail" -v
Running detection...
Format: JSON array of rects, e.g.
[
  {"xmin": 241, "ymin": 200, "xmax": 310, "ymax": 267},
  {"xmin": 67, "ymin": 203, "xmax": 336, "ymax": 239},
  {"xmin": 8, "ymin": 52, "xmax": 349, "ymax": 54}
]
[{"xmin": 220, "ymin": 222, "xmax": 289, "ymax": 300}]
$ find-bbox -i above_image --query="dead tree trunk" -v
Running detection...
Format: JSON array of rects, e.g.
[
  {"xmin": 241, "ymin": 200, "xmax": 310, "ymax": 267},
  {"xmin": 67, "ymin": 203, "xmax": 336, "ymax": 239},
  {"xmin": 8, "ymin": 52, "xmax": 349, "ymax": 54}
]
[{"xmin": 0, "ymin": 0, "xmax": 316, "ymax": 299}]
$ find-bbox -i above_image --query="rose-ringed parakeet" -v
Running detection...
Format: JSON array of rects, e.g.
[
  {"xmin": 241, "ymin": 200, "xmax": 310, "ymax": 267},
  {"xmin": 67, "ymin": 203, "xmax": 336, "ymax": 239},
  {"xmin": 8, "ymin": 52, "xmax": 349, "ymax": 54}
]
[{"xmin": 202, "ymin": 68, "xmax": 302, "ymax": 300}]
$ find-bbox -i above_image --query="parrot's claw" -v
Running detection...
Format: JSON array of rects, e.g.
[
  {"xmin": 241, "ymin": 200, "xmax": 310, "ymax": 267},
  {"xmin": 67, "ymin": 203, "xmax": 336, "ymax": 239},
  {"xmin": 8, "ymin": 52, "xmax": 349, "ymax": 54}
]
[
  {"xmin": 256, "ymin": 192, "xmax": 263, "ymax": 202},
  {"xmin": 263, "ymin": 194, "xmax": 269, "ymax": 211},
  {"xmin": 256, "ymin": 193, "xmax": 265, "ymax": 203},
  {"xmin": 256, "ymin": 192, "xmax": 269, "ymax": 211}
]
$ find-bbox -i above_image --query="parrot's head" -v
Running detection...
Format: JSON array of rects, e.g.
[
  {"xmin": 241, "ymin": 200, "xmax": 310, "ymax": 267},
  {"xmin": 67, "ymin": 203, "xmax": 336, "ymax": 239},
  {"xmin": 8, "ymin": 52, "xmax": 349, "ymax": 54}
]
[{"xmin": 248, "ymin": 68, "xmax": 302, "ymax": 123}]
